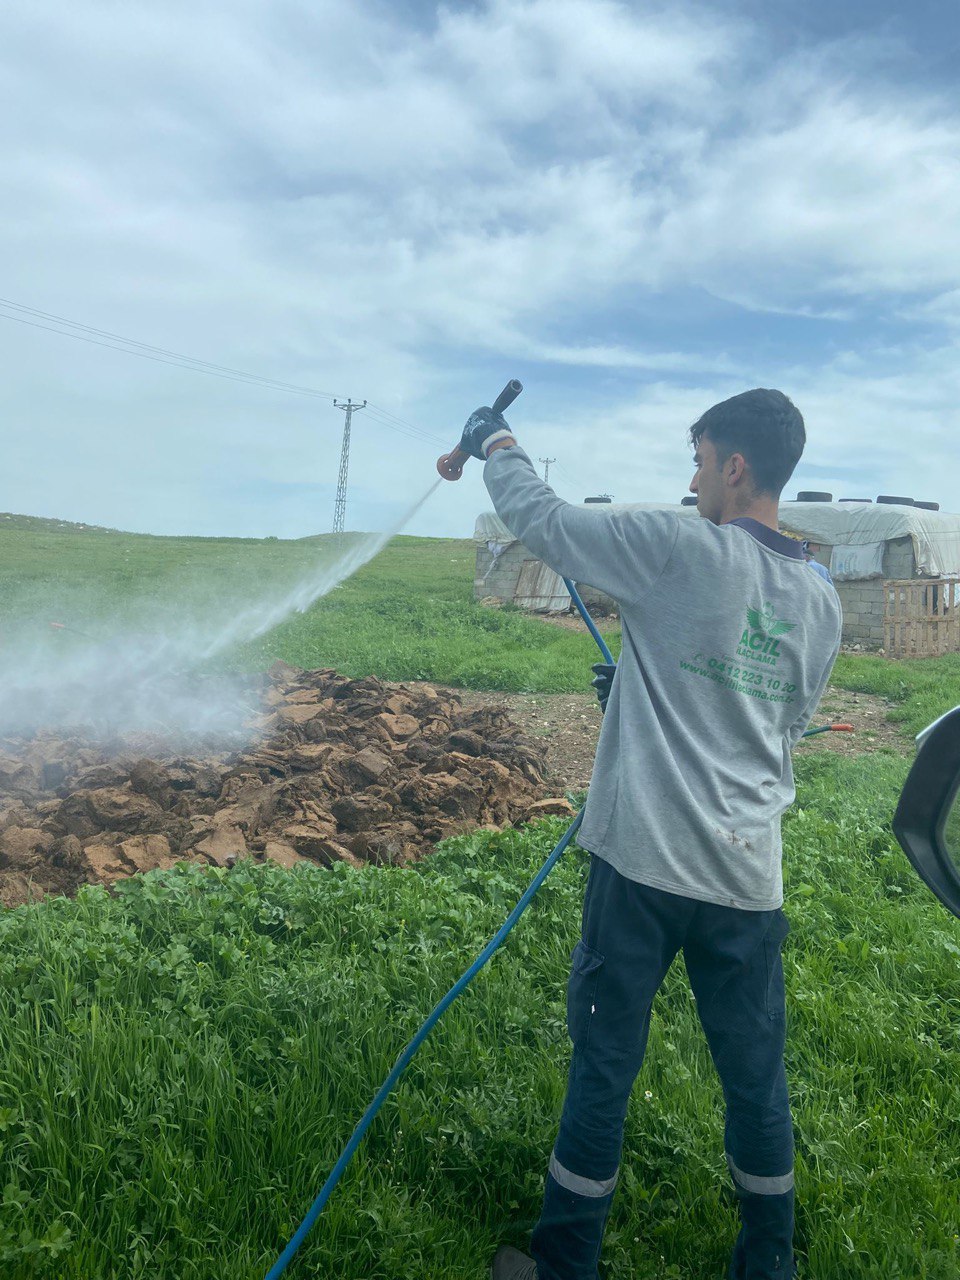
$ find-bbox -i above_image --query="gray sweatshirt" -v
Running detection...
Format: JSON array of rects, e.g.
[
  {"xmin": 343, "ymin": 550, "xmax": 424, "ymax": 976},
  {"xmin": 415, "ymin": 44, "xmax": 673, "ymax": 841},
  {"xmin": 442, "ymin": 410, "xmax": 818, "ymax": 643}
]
[{"xmin": 484, "ymin": 446, "xmax": 843, "ymax": 910}]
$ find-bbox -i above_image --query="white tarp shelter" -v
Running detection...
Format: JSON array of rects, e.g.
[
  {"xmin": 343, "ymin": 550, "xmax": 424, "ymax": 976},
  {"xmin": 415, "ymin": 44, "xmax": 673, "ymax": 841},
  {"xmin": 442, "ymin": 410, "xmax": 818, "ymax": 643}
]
[{"xmin": 777, "ymin": 502, "xmax": 960, "ymax": 581}]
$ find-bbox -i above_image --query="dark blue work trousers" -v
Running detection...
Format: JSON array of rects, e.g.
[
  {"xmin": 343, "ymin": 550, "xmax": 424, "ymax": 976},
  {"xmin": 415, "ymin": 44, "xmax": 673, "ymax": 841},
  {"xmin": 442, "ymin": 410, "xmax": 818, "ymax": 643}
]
[{"xmin": 530, "ymin": 856, "xmax": 794, "ymax": 1280}]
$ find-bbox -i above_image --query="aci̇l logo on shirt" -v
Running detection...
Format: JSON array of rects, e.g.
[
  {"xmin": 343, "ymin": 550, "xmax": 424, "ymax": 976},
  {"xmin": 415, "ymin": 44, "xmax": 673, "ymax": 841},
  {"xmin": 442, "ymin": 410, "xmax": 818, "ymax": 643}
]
[{"xmin": 738, "ymin": 603, "xmax": 796, "ymax": 662}]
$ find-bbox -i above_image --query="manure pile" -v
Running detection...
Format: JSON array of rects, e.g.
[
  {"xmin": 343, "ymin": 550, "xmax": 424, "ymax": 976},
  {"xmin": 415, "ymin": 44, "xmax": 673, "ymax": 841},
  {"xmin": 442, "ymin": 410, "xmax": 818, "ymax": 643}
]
[{"xmin": 0, "ymin": 661, "xmax": 570, "ymax": 907}]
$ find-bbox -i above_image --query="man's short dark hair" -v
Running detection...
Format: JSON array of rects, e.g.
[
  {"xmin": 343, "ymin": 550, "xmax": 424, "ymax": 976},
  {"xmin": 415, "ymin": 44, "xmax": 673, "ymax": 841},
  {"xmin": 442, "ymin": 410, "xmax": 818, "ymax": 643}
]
[{"xmin": 688, "ymin": 389, "xmax": 805, "ymax": 496}]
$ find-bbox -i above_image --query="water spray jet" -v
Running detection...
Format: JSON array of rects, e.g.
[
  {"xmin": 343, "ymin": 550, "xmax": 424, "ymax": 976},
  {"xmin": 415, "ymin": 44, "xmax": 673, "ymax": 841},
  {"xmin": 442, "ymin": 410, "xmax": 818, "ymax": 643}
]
[{"xmin": 4, "ymin": 485, "xmax": 442, "ymax": 741}]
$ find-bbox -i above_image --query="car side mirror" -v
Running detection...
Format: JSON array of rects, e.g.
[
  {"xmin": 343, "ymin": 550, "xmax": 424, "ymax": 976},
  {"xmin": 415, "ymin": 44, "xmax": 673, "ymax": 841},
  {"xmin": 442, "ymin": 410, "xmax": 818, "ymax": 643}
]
[{"xmin": 893, "ymin": 706, "xmax": 960, "ymax": 920}]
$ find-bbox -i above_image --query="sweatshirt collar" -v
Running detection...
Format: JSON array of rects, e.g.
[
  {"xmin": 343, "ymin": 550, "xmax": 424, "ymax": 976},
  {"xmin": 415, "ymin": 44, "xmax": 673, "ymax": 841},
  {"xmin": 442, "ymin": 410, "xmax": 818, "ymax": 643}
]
[{"xmin": 726, "ymin": 517, "xmax": 804, "ymax": 560}]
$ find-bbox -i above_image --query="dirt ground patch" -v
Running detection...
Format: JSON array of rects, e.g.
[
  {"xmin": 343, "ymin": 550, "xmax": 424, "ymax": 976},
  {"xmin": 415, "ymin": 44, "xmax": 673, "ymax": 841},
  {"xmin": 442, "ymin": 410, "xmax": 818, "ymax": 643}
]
[
  {"xmin": 0, "ymin": 663, "xmax": 572, "ymax": 908},
  {"xmin": 800, "ymin": 686, "xmax": 909, "ymax": 757},
  {"xmin": 455, "ymin": 684, "xmax": 908, "ymax": 794},
  {"xmin": 527, "ymin": 609, "xmax": 621, "ymax": 635}
]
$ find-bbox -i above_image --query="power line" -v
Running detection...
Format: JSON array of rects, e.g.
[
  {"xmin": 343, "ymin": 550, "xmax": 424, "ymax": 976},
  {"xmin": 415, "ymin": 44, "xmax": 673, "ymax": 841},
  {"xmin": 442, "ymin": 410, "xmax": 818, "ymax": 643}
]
[
  {"xmin": 0, "ymin": 296, "xmax": 340, "ymax": 397},
  {"xmin": 0, "ymin": 307, "xmax": 315, "ymax": 395},
  {"xmin": 552, "ymin": 462, "xmax": 617, "ymax": 503},
  {"xmin": 0, "ymin": 295, "xmax": 447, "ymax": 446},
  {"xmin": 364, "ymin": 398, "xmax": 448, "ymax": 445},
  {"xmin": 553, "ymin": 461, "xmax": 582, "ymax": 491},
  {"xmin": 361, "ymin": 402, "xmax": 446, "ymax": 445},
  {"xmin": 539, "ymin": 456, "xmax": 556, "ymax": 483}
]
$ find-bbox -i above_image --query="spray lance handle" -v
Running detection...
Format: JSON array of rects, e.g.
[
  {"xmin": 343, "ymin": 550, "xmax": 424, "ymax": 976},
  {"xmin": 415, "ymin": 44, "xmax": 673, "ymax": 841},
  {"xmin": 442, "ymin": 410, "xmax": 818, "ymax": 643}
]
[{"xmin": 436, "ymin": 379, "xmax": 523, "ymax": 480}]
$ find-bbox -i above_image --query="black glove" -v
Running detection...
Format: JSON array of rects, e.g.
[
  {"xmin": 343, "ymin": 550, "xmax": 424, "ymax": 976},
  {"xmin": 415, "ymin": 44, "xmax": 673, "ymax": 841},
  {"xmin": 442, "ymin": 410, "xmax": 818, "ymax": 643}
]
[
  {"xmin": 458, "ymin": 406, "xmax": 515, "ymax": 461},
  {"xmin": 591, "ymin": 663, "xmax": 617, "ymax": 714}
]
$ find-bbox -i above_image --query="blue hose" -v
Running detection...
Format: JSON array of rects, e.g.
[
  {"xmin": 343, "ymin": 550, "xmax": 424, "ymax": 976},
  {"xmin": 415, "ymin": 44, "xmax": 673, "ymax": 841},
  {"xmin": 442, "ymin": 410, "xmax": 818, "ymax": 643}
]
[
  {"xmin": 264, "ymin": 811, "xmax": 584, "ymax": 1278},
  {"xmin": 564, "ymin": 579, "xmax": 615, "ymax": 665},
  {"xmin": 263, "ymin": 586, "xmax": 612, "ymax": 1277}
]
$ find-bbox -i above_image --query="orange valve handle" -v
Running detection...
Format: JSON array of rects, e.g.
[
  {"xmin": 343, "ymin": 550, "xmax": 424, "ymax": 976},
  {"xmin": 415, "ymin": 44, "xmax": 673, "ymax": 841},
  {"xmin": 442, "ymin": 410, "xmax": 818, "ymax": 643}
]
[
  {"xmin": 436, "ymin": 445, "xmax": 469, "ymax": 480},
  {"xmin": 436, "ymin": 379, "xmax": 523, "ymax": 480}
]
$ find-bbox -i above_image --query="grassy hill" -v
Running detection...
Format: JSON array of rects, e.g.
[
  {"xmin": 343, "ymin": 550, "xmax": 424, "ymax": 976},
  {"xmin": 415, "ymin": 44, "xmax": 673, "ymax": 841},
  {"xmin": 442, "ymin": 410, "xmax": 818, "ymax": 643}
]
[{"xmin": 0, "ymin": 511, "xmax": 122, "ymax": 535}]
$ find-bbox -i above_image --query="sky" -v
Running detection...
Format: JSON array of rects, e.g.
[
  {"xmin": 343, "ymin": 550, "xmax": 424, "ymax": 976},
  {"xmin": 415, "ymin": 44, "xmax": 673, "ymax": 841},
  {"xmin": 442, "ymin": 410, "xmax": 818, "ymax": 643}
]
[{"xmin": 2, "ymin": 0, "xmax": 959, "ymax": 539}]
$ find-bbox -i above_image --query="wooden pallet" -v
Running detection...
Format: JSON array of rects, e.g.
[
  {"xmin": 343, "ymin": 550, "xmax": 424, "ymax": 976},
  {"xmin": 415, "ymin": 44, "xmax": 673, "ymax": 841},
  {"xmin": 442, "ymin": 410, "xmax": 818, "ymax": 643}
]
[{"xmin": 883, "ymin": 578, "xmax": 960, "ymax": 657}]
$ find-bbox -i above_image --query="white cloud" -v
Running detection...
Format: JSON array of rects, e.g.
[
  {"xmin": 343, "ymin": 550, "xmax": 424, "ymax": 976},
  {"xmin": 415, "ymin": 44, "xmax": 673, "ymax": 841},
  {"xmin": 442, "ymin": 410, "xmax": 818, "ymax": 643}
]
[
  {"xmin": 657, "ymin": 89, "xmax": 960, "ymax": 303},
  {"xmin": 0, "ymin": 0, "xmax": 958, "ymax": 537}
]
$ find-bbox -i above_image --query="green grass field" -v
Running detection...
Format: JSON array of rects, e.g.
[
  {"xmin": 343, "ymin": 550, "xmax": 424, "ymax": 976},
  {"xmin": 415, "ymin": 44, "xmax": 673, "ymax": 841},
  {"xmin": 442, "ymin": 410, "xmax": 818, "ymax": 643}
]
[{"xmin": 1, "ymin": 515, "xmax": 960, "ymax": 1279}]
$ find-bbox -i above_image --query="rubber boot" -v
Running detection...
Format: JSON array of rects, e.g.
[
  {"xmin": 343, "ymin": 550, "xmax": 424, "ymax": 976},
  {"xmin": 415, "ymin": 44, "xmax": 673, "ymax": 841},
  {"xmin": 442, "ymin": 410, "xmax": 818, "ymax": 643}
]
[
  {"xmin": 727, "ymin": 1187, "xmax": 795, "ymax": 1280},
  {"xmin": 491, "ymin": 1245, "xmax": 539, "ymax": 1279}
]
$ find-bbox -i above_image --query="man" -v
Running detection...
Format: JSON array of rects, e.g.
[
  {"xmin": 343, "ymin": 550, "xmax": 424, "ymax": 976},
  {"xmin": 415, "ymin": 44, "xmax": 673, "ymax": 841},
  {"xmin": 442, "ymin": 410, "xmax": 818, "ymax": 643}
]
[
  {"xmin": 455, "ymin": 389, "xmax": 842, "ymax": 1280},
  {"xmin": 802, "ymin": 541, "xmax": 834, "ymax": 585}
]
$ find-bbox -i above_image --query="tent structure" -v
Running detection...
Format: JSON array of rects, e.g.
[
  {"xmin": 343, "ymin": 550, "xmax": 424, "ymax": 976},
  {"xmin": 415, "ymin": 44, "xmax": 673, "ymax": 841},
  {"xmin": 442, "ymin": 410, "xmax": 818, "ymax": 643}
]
[
  {"xmin": 474, "ymin": 511, "xmax": 571, "ymax": 612},
  {"xmin": 778, "ymin": 501, "xmax": 960, "ymax": 581}
]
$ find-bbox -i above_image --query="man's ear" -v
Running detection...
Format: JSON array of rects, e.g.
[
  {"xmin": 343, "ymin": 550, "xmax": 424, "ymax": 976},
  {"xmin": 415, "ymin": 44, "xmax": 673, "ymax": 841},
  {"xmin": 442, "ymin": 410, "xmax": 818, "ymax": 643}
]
[{"xmin": 724, "ymin": 452, "xmax": 748, "ymax": 485}]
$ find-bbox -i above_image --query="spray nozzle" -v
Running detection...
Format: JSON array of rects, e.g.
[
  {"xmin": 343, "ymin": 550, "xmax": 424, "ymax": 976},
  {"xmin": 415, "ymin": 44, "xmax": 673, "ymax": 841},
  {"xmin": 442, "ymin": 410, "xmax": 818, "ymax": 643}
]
[{"xmin": 436, "ymin": 379, "xmax": 523, "ymax": 481}]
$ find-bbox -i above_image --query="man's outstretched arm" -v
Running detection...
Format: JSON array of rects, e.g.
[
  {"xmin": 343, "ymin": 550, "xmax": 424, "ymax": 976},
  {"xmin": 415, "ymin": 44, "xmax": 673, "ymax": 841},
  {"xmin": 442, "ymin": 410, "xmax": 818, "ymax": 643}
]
[{"xmin": 482, "ymin": 438, "xmax": 679, "ymax": 607}]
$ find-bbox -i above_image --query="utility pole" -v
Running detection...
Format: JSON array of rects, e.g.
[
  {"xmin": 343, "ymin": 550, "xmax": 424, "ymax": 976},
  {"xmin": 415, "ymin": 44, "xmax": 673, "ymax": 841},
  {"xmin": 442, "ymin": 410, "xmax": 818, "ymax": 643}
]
[
  {"xmin": 539, "ymin": 457, "xmax": 556, "ymax": 483},
  {"xmin": 332, "ymin": 399, "xmax": 366, "ymax": 535}
]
